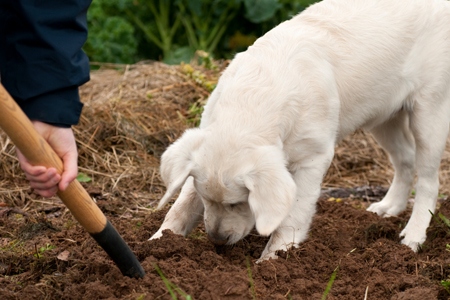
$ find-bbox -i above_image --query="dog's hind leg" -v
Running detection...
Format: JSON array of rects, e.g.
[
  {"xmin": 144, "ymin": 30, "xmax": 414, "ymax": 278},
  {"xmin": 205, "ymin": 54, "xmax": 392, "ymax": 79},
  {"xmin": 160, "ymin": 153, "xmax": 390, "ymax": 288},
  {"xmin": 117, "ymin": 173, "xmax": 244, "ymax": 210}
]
[
  {"xmin": 367, "ymin": 110, "xmax": 416, "ymax": 217},
  {"xmin": 399, "ymin": 91, "xmax": 450, "ymax": 251},
  {"xmin": 149, "ymin": 176, "xmax": 204, "ymax": 240}
]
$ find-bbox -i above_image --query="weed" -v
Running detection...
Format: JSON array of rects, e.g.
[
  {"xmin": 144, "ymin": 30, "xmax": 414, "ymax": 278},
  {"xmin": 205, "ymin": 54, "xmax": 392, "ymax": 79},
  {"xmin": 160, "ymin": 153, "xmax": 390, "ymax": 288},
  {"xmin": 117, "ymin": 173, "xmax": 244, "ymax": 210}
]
[
  {"xmin": 34, "ymin": 243, "xmax": 55, "ymax": 259},
  {"xmin": 430, "ymin": 210, "xmax": 450, "ymax": 233},
  {"xmin": 430, "ymin": 210, "xmax": 450, "ymax": 293},
  {"xmin": 76, "ymin": 172, "xmax": 92, "ymax": 183},
  {"xmin": 153, "ymin": 264, "xmax": 192, "ymax": 300},
  {"xmin": 185, "ymin": 102, "xmax": 204, "ymax": 127},
  {"xmin": 181, "ymin": 63, "xmax": 216, "ymax": 92},
  {"xmin": 4, "ymin": 275, "xmax": 23, "ymax": 286},
  {"xmin": 441, "ymin": 279, "xmax": 450, "ymax": 295},
  {"xmin": 0, "ymin": 240, "xmax": 24, "ymax": 252},
  {"xmin": 438, "ymin": 213, "xmax": 450, "ymax": 228},
  {"xmin": 322, "ymin": 266, "xmax": 339, "ymax": 300},
  {"xmin": 246, "ymin": 257, "xmax": 256, "ymax": 300},
  {"xmin": 195, "ymin": 50, "xmax": 218, "ymax": 70},
  {"xmin": 187, "ymin": 230, "xmax": 207, "ymax": 240},
  {"xmin": 64, "ymin": 219, "xmax": 75, "ymax": 230}
]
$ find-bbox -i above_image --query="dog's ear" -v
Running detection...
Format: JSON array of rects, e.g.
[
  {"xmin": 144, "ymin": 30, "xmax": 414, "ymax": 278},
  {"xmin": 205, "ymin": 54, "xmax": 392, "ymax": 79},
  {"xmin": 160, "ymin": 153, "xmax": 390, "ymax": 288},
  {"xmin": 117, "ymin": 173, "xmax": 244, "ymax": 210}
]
[
  {"xmin": 243, "ymin": 145, "xmax": 296, "ymax": 236},
  {"xmin": 157, "ymin": 128, "xmax": 205, "ymax": 209}
]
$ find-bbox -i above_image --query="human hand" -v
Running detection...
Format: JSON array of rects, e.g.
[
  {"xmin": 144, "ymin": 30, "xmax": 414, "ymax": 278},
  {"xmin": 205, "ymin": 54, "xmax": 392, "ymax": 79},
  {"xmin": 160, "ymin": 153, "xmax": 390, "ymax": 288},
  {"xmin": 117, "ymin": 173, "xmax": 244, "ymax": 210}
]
[{"xmin": 16, "ymin": 121, "xmax": 78, "ymax": 198}]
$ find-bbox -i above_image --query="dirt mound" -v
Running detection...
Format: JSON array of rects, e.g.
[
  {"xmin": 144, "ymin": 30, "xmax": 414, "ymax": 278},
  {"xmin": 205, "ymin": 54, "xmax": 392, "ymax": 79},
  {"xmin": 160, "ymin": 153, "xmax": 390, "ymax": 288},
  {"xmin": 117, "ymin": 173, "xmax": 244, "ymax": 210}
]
[{"xmin": 1, "ymin": 62, "xmax": 449, "ymax": 299}]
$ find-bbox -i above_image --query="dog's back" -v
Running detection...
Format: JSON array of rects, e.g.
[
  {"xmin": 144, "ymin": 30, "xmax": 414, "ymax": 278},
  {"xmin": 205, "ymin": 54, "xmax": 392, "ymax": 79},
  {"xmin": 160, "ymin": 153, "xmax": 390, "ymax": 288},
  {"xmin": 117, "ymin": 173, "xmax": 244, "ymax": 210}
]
[
  {"xmin": 203, "ymin": 0, "xmax": 450, "ymax": 141},
  {"xmin": 295, "ymin": 0, "xmax": 450, "ymax": 137}
]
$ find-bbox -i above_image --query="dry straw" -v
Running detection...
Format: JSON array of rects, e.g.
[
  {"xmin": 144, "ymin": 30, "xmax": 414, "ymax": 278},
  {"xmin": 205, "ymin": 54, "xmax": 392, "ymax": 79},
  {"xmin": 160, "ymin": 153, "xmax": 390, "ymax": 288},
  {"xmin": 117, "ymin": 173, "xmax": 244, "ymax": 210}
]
[{"xmin": 1, "ymin": 61, "xmax": 449, "ymax": 212}]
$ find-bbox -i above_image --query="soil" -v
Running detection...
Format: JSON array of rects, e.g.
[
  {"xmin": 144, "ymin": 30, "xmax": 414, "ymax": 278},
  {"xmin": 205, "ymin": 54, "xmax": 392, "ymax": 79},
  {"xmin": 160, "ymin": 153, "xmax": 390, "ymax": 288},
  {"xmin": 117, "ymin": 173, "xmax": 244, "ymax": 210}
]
[
  {"xmin": 1, "ymin": 190, "xmax": 449, "ymax": 299},
  {"xmin": 0, "ymin": 62, "xmax": 449, "ymax": 299}
]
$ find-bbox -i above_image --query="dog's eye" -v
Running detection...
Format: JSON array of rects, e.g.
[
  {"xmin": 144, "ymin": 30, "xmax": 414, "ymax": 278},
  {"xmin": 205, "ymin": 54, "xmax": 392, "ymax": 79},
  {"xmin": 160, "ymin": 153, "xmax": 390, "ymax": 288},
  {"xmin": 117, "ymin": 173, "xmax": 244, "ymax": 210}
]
[{"xmin": 228, "ymin": 203, "xmax": 242, "ymax": 210}]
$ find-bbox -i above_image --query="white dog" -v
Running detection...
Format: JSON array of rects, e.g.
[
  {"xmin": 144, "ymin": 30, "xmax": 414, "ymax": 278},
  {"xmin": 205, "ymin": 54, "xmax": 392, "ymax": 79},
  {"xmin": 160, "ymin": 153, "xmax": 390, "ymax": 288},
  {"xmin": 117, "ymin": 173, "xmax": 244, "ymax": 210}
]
[{"xmin": 150, "ymin": 0, "xmax": 450, "ymax": 260}]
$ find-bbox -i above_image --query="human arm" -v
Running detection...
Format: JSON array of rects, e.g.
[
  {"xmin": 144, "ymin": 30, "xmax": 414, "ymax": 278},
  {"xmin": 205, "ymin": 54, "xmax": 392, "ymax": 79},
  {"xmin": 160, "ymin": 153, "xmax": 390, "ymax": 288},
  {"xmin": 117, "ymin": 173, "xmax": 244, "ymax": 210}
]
[{"xmin": 0, "ymin": 0, "xmax": 92, "ymax": 197}]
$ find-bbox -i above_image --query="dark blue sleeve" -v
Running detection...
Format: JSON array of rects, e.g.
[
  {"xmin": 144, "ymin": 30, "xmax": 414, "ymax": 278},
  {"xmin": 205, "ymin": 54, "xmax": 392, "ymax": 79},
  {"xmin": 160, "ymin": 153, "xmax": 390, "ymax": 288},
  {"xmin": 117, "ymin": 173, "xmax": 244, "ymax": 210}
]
[{"xmin": 0, "ymin": 0, "xmax": 92, "ymax": 126}]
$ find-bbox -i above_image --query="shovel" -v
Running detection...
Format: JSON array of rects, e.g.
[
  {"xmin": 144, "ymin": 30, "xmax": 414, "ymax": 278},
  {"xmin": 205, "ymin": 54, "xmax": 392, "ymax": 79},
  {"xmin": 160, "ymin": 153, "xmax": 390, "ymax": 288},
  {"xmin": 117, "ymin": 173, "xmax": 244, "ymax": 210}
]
[{"xmin": 0, "ymin": 84, "xmax": 145, "ymax": 278}]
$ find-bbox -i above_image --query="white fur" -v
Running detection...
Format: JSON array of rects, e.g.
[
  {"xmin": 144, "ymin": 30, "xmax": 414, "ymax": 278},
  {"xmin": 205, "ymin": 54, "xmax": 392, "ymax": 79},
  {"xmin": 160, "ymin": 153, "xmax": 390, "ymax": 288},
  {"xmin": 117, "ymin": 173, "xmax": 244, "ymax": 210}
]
[{"xmin": 150, "ymin": 0, "xmax": 450, "ymax": 260}]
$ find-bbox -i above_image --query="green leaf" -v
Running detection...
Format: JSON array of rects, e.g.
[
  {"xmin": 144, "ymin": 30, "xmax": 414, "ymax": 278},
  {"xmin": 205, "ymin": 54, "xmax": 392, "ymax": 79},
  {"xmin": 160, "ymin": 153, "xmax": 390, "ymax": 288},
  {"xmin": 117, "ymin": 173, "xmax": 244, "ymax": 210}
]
[
  {"xmin": 84, "ymin": 1, "xmax": 138, "ymax": 63},
  {"xmin": 438, "ymin": 213, "xmax": 450, "ymax": 228},
  {"xmin": 244, "ymin": 0, "xmax": 282, "ymax": 23},
  {"xmin": 164, "ymin": 46, "xmax": 195, "ymax": 65},
  {"xmin": 77, "ymin": 173, "xmax": 92, "ymax": 183},
  {"xmin": 322, "ymin": 266, "xmax": 339, "ymax": 300}
]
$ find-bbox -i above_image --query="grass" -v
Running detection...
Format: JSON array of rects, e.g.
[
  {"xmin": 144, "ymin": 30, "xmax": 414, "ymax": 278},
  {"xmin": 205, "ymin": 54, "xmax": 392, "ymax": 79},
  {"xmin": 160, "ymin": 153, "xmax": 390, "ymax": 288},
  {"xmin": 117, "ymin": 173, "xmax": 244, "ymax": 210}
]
[
  {"xmin": 434, "ymin": 212, "xmax": 450, "ymax": 294},
  {"xmin": 34, "ymin": 243, "xmax": 55, "ymax": 259},
  {"xmin": 321, "ymin": 266, "xmax": 339, "ymax": 300},
  {"xmin": 153, "ymin": 264, "xmax": 192, "ymax": 300},
  {"xmin": 246, "ymin": 257, "xmax": 256, "ymax": 300},
  {"xmin": 437, "ymin": 212, "xmax": 450, "ymax": 228},
  {"xmin": 0, "ymin": 240, "xmax": 24, "ymax": 252}
]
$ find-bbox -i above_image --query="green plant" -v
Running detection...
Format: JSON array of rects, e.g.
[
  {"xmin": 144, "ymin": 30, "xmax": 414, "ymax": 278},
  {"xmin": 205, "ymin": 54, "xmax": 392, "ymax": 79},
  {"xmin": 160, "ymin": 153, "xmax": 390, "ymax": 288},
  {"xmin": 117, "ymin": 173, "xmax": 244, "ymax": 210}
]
[
  {"xmin": 429, "ymin": 210, "xmax": 450, "ymax": 254},
  {"xmin": 179, "ymin": 61, "xmax": 218, "ymax": 127},
  {"xmin": 243, "ymin": 0, "xmax": 282, "ymax": 23},
  {"xmin": 183, "ymin": 102, "xmax": 204, "ymax": 127},
  {"xmin": 321, "ymin": 266, "xmax": 338, "ymax": 300},
  {"xmin": 438, "ymin": 212, "xmax": 450, "ymax": 228},
  {"xmin": 76, "ymin": 172, "xmax": 92, "ymax": 183},
  {"xmin": 195, "ymin": 51, "xmax": 219, "ymax": 71},
  {"xmin": 84, "ymin": 0, "xmax": 321, "ymax": 64},
  {"xmin": 125, "ymin": 0, "xmax": 182, "ymax": 63},
  {"xmin": 85, "ymin": 0, "xmax": 138, "ymax": 63},
  {"xmin": 441, "ymin": 279, "xmax": 450, "ymax": 294},
  {"xmin": 430, "ymin": 210, "xmax": 450, "ymax": 231},
  {"xmin": 246, "ymin": 257, "xmax": 256, "ymax": 299},
  {"xmin": 187, "ymin": 230, "xmax": 207, "ymax": 240},
  {"xmin": 154, "ymin": 264, "xmax": 192, "ymax": 299},
  {"xmin": 176, "ymin": 0, "xmax": 240, "ymax": 57},
  {"xmin": 1, "ymin": 240, "xmax": 22, "ymax": 251},
  {"xmin": 64, "ymin": 219, "xmax": 75, "ymax": 230},
  {"xmin": 181, "ymin": 63, "xmax": 216, "ymax": 92},
  {"xmin": 34, "ymin": 243, "xmax": 55, "ymax": 259}
]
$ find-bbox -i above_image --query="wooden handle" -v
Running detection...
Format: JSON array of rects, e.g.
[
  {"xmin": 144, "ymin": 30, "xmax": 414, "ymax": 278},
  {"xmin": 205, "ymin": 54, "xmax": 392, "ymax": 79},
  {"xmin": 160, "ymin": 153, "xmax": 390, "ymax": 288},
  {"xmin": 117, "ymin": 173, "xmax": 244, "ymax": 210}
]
[
  {"xmin": 0, "ymin": 84, "xmax": 145, "ymax": 278},
  {"xmin": 0, "ymin": 84, "xmax": 106, "ymax": 233}
]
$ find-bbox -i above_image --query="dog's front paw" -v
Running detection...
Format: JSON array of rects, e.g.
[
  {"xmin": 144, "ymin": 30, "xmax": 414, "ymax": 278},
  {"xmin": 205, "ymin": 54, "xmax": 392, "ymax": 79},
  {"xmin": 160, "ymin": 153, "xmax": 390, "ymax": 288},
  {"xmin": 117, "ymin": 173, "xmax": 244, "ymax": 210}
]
[
  {"xmin": 256, "ymin": 251, "xmax": 278, "ymax": 263},
  {"xmin": 148, "ymin": 229, "xmax": 163, "ymax": 241},
  {"xmin": 367, "ymin": 201, "xmax": 405, "ymax": 217},
  {"xmin": 259, "ymin": 236, "xmax": 298, "ymax": 263},
  {"xmin": 399, "ymin": 227, "xmax": 425, "ymax": 252}
]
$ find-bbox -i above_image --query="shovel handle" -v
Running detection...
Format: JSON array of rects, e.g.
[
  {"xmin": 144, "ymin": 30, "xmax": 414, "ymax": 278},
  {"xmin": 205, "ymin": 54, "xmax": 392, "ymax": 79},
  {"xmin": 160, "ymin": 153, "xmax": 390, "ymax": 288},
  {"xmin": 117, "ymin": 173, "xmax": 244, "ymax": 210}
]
[
  {"xmin": 0, "ymin": 84, "xmax": 145, "ymax": 278},
  {"xmin": 0, "ymin": 84, "xmax": 106, "ymax": 233}
]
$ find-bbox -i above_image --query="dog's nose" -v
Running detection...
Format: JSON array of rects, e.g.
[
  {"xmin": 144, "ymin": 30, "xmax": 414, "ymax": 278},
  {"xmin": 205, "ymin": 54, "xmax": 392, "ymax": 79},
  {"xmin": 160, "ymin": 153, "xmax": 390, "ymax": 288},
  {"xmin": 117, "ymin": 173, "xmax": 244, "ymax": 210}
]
[{"xmin": 207, "ymin": 232, "xmax": 228, "ymax": 246}]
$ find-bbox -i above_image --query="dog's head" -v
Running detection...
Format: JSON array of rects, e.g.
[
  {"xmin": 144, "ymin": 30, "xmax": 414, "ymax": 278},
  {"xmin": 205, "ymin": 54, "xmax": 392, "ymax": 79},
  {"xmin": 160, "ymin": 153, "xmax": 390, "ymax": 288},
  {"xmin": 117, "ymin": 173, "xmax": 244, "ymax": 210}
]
[{"xmin": 158, "ymin": 128, "xmax": 296, "ymax": 245}]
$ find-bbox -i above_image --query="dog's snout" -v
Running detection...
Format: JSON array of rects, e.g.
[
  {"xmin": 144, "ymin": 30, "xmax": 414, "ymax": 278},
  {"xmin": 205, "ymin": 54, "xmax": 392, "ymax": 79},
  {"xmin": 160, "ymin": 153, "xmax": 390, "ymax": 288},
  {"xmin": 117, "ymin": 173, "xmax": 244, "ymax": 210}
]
[{"xmin": 207, "ymin": 232, "xmax": 228, "ymax": 246}]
